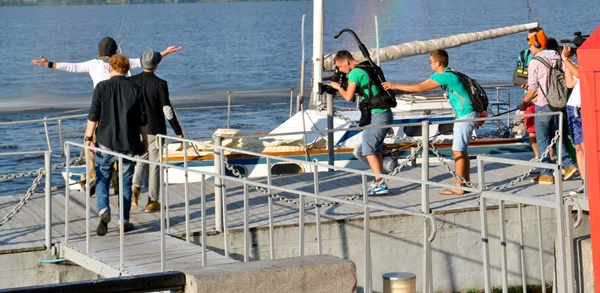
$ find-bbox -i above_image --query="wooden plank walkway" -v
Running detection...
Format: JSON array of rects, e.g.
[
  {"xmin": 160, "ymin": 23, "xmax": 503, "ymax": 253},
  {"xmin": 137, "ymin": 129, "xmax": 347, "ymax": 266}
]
[{"xmin": 0, "ymin": 152, "xmax": 585, "ymax": 275}]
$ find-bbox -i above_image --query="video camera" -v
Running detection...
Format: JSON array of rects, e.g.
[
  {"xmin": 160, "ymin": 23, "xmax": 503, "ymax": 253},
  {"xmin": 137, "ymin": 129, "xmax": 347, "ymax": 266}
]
[
  {"xmin": 319, "ymin": 67, "xmax": 348, "ymax": 95},
  {"xmin": 560, "ymin": 31, "xmax": 589, "ymax": 56}
]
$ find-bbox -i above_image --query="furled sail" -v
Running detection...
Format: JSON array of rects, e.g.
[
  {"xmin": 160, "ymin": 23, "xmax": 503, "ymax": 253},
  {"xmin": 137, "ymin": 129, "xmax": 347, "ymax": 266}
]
[{"xmin": 322, "ymin": 22, "xmax": 539, "ymax": 71}]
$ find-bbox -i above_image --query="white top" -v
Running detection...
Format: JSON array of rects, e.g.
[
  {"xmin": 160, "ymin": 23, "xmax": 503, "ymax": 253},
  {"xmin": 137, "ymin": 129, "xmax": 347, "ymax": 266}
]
[
  {"xmin": 55, "ymin": 58, "xmax": 142, "ymax": 89},
  {"xmin": 567, "ymin": 77, "xmax": 581, "ymax": 107}
]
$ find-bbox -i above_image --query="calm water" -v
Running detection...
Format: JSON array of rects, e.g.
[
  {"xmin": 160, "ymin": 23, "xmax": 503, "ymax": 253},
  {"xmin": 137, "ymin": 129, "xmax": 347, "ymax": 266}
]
[{"xmin": 0, "ymin": 0, "xmax": 598, "ymax": 194}]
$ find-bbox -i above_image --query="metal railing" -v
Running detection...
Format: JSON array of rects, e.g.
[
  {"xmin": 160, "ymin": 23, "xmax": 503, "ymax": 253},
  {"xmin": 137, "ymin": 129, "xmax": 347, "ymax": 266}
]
[
  {"xmin": 0, "ymin": 271, "xmax": 186, "ymax": 293},
  {"xmin": 63, "ymin": 139, "xmax": 438, "ymax": 291},
  {"xmin": 158, "ymin": 134, "xmax": 441, "ymax": 293},
  {"xmin": 43, "ymin": 110, "xmax": 584, "ymax": 292},
  {"xmin": 477, "ymin": 155, "xmax": 583, "ymax": 293}
]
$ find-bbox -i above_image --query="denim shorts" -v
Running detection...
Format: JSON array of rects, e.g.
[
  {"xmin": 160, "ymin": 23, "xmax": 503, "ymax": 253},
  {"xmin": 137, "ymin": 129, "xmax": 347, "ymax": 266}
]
[
  {"xmin": 361, "ymin": 111, "xmax": 393, "ymax": 156},
  {"xmin": 567, "ymin": 105, "xmax": 584, "ymax": 145},
  {"xmin": 453, "ymin": 111, "xmax": 477, "ymax": 152}
]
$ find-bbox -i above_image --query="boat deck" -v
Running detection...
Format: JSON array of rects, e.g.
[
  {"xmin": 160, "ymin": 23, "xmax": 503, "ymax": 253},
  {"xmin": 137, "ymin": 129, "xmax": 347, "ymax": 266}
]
[{"xmin": 0, "ymin": 152, "xmax": 586, "ymax": 275}]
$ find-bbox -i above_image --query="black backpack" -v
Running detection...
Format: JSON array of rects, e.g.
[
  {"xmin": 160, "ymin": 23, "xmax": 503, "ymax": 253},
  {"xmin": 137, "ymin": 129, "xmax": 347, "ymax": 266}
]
[
  {"xmin": 354, "ymin": 61, "xmax": 397, "ymax": 109},
  {"xmin": 512, "ymin": 49, "xmax": 532, "ymax": 86},
  {"xmin": 443, "ymin": 68, "xmax": 489, "ymax": 113}
]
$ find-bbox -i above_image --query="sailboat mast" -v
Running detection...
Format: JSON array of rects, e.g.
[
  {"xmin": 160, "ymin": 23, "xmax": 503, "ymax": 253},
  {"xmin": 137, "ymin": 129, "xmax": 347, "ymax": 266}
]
[{"xmin": 310, "ymin": 0, "xmax": 324, "ymax": 109}]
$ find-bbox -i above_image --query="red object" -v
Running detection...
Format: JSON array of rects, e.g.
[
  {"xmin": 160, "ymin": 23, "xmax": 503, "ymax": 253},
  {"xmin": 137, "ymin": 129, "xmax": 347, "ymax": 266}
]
[{"xmin": 578, "ymin": 24, "xmax": 600, "ymax": 291}]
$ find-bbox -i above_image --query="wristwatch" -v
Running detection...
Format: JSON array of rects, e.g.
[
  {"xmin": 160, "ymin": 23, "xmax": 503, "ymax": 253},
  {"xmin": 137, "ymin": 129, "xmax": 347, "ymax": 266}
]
[{"xmin": 84, "ymin": 136, "xmax": 93, "ymax": 142}]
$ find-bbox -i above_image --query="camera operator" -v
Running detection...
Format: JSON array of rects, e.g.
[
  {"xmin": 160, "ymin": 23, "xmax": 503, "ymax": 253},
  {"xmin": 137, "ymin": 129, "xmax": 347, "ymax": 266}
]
[
  {"xmin": 562, "ymin": 45, "xmax": 585, "ymax": 195},
  {"xmin": 329, "ymin": 50, "xmax": 392, "ymax": 195}
]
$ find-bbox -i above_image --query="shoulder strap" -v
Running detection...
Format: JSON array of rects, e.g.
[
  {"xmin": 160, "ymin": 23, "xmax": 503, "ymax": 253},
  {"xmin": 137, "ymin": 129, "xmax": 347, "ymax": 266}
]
[
  {"xmin": 352, "ymin": 66, "xmax": 374, "ymax": 99},
  {"xmin": 440, "ymin": 68, "xmax": 471, "ymax": 109},
  {"xmin": 519, "ymin": 50, "xmax": 526, "ymax": 65},
  {"xmin": 533, "ymin": 55, "xmax": 552, "ymax": 69}
]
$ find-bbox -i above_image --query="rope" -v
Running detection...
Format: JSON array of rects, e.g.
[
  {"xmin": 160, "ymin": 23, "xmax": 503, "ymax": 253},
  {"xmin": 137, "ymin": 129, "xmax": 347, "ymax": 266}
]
[{"xmin": 116, "ymin": 0, "xmax": 132, "ymax": 45}]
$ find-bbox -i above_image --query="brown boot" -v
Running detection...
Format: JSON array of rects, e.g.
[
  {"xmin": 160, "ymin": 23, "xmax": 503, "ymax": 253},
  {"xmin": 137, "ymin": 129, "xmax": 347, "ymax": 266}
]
[
  {"xmin": 144, "ymin": 200, "xmax": 161, "ymax": 212},
  {"xmin": 131, "ymin": 187, "xmax": 140, "ymax": 210}
]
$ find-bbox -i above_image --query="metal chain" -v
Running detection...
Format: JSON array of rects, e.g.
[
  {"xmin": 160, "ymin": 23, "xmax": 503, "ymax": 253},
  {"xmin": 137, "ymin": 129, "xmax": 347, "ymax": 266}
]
[
  {"xmin": 429, "ymin": 129, "xmax": 561, "ymax": 191},
  {"xmin": 221, "ymin": 144, "xmax": 423, "ymax": 208},
  {"xmin": 0, "ymin": 169, "xmax": 45, "ymax": 227},
  {"xmin": 0, "ymin": 156, "xmax": 85, "ymax": 181},
  {"xmin": 0, "ymin": 169, "xmax": 41, "ymax": 181},
  {"xmin": 486, "ymin": 130, "xmax": 560, "ymax": 191},
  {"xmin": 332, "ymin": 109, "xmax": 359, "ymax": 127},
  {"xmin": 382, "ymin": 140, "xmax": 423, "ymax": 184},
  {"xmin": 429, "ymin": 142, "xmax": 476, "ymax": 188},
  {"xmin": 0, "ymin": 156, "xmax": 85, "ymax": 227}
]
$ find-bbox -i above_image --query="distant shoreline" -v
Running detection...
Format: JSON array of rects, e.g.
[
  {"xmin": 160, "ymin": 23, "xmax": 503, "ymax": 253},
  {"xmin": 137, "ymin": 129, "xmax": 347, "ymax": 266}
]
[{"xmin": 0, "ymin": 0, "xmax": 300, "ymax": 6}]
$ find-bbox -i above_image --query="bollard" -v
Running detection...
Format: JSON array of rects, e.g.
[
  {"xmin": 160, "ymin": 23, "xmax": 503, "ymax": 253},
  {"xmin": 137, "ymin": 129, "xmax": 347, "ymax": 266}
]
[{"xmin": 382, "ymin": 272, "xmax": 416, "ymax": 293}]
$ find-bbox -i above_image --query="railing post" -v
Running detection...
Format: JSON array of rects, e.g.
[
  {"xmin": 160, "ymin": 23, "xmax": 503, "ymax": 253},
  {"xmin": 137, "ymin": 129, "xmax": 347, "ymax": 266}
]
[
  {"xmin": 499, "ymin": 200, "xmax": 508, "ymax": 293},
  {"xmin": 243, "ymin": 183, "xmax": 249, "ymax": 262},
  {"xmin": 159, "ymin": 138, "xmax": 166, "ymax": 272},
  {"xmin": 326, "ymin": 92, "xmax": 334, "ymax": 170},
  {"xmin": 64, "ymin": 144, "xmax": 71, "ymax": 246},
  {"xmin": 518, "ymin": 204, "xmax": 528, "ymax": 293},
  {"xmin": 362, "ymin": 174, "xmax": 372, "ymax": 293},
  {"xmin": 289, "ymin": 87, "xmax": 294, "ymax": 118},
  {"xmin": 554, "ymin": 166, "xmax": 568, "ymax": 293},
  {"xmin": 267, "ymin": 157, "xmax": 275, "ymax": 259},
  {"xmin": 58, "ymin": 119, "xmax": 64, "ymax": 157},
  {"xmin": 213, "ymin": 135, "xmax": 224, "ymax": 233},
  {"xmin": 44, "ymin": 151, "xmax": 52, "ymax": 251},
  {"xmin": 118, "ymin": 157, "xmax": 124, "ymax": 272},
  {"xmin": 421, "ymin": 121, "xmax": 431, "ymax": 293},
  {"xmin": 184, "ymin": 141, "xmax": 190, "ymax": 243},
  {"xmin": 478, "ymin": 158, "xmax": 491, "ymax": 293},
  {"xmin": 227, "ymin": 91, "xmax": 232, "ymax": 129}
]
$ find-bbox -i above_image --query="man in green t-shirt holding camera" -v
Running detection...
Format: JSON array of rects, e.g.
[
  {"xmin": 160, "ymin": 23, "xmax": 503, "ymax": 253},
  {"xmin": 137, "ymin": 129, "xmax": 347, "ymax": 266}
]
[{"xmin": 330, "ymin": 50, "xmax": 393, "ymax": 195}]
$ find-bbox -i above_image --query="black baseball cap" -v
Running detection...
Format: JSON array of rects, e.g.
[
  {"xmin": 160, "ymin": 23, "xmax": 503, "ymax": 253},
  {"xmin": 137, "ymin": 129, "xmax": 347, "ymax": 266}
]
[{"xmin": 98, "ymin": 37, "xmax": 118, "ymax": 56}]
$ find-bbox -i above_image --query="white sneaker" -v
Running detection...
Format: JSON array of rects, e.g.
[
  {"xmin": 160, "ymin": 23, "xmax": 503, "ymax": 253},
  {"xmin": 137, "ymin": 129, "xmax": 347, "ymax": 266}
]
[
  {"xmin": 367, "ymin": 181, "xmax": 389, "ymax": 196},
  {"xmin": 569, "ymin": 185, "xmax": 584, "ymax": 196}
]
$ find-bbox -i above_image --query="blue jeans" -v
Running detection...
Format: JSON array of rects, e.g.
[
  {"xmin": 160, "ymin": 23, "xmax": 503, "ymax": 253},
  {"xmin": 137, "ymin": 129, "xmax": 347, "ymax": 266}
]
[
  {"xmin": 94, "ymin": 144, "xmax": 136, "ymax": 221},
  {"xmin": 534, "ymin": 106, "xmax": 575, "ymax": 175},
  {"xmin": 359, "ymin": 111, "xmax": 393, "ymax": 156}
]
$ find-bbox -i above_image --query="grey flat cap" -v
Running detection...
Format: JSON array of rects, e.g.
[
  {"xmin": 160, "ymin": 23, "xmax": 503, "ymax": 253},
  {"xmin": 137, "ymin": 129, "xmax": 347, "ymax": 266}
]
[{"xmin": 141, "ymin": 49, "xmax": 162, "ymax": 69}]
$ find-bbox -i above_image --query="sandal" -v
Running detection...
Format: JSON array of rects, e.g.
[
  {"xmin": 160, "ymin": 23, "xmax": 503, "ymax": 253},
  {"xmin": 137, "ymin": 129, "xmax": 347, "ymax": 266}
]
[{"xmin": 440, "ymin": 188, "xmax": 467, "ymax": 196}]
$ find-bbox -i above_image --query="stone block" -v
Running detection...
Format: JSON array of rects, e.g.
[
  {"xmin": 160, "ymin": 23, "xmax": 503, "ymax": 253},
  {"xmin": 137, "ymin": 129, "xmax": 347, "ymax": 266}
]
[{"xmin": 185, "ymin": 255, "xmax": 356, "ymax": 293}]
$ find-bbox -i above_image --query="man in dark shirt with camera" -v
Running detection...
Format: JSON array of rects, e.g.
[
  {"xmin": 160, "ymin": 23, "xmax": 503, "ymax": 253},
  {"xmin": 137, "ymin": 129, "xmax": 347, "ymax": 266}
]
[{"xmin": 84, "ymin": 54, "xmax": 148, "ymax": 236}]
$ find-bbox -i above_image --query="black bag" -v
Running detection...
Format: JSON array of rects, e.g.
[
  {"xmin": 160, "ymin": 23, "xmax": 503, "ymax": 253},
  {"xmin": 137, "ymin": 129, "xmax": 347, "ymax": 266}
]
[
  {"xmin": 512, "ymin": 50, "xmax": 531, "ymax": 86},
  {"xmin": 355, "ymin": 61, "xmax": 397, "ymax": 109},
  {"xmin": 444, "ymin": 68, "xmax": 489, "ymax": 113},
  {"xmin": 358, "ymin": 100, "xmax": 372, "ymax": 126}
]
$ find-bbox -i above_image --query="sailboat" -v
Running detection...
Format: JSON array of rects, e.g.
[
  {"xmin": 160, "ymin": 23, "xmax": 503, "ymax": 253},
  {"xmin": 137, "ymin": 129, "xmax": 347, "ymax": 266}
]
[{"xmin": 61, "ymin": 15, "xmax": 537, "ymax": 188}]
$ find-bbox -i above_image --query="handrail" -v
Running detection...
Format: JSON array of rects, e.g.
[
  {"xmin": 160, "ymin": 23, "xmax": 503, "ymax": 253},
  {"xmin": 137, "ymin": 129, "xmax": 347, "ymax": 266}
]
[
  {"xmin": 0, "ymin": 113, "xmax": 87, "ymax": 126},
  {"xmin": 66, "ymin": 141, "xmax": 439, "ymax": 221},
  {"xmin": 0, "ymin": 271, "xmax": 186, "ymax": 293},
  {"xmin": 63, "ymin": 139, "xmax": 439, "ymax": 280},
  {"xmin": 156, "ymin": 134, "xmax": 476, "ymax": 194}
]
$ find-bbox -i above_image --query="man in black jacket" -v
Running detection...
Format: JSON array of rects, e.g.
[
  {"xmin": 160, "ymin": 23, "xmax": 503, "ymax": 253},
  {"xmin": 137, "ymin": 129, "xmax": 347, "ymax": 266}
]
[
  {"xmin": 130, "ymin": 49, "xmax": 183, "ymax": 212},
  {"xmin": 84, "ymin": 54, "xmax": 148, "ymax": 236}
]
